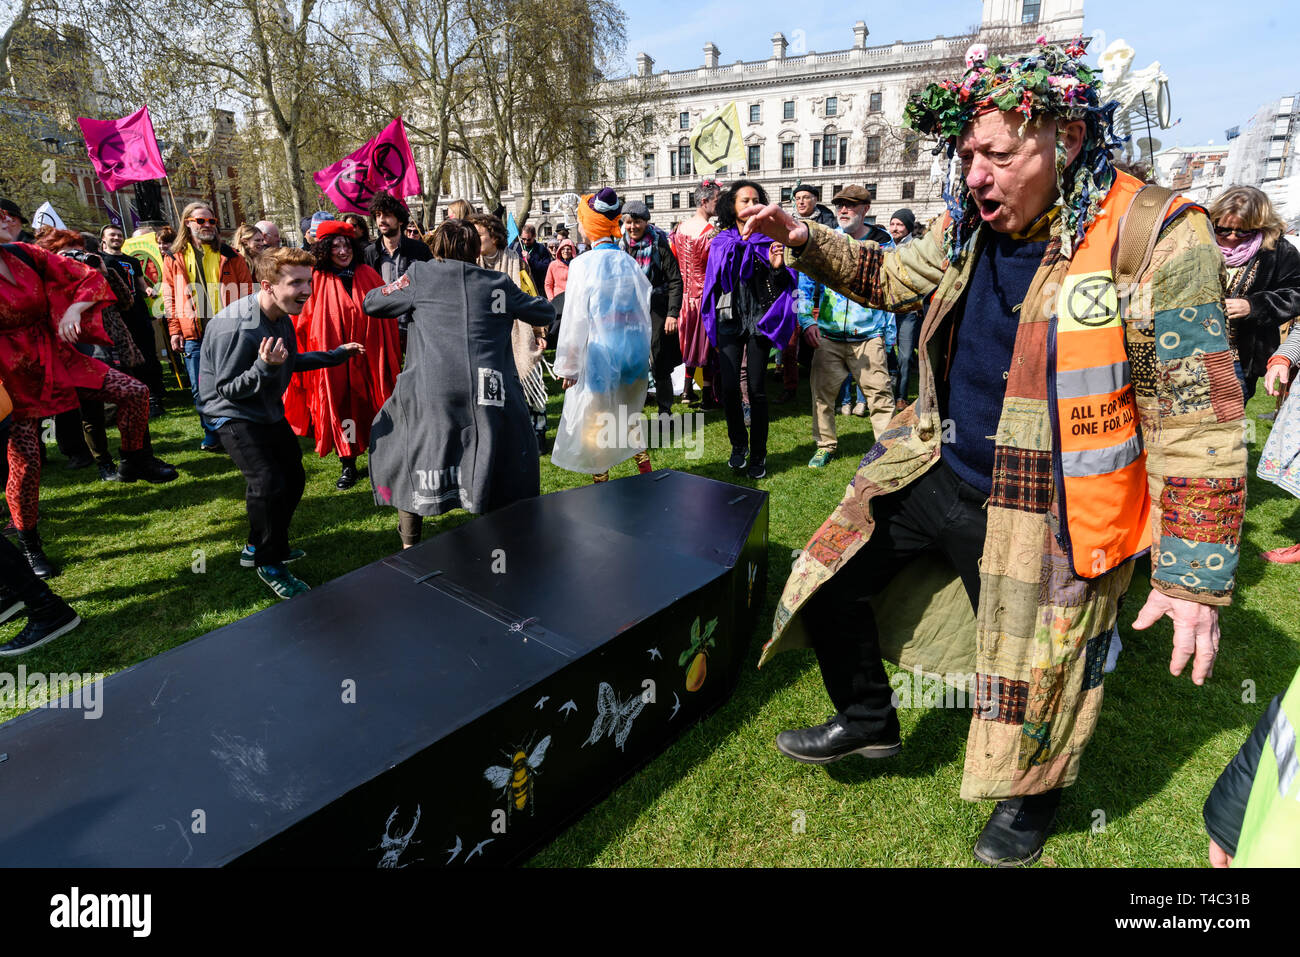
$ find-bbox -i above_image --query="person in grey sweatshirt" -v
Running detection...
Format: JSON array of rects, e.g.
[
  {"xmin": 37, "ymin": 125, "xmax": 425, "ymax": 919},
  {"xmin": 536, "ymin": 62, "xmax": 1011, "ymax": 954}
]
[{"xmin": 198, "ymin": 246, "xmax": 364, "ymax": 599}]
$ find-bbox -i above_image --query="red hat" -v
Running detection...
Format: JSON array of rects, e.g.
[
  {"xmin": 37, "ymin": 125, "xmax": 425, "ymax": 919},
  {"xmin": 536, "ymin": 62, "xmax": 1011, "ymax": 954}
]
[{"xmin": 315, "ymin": 220, "xmax": 356, "ymax": 240}]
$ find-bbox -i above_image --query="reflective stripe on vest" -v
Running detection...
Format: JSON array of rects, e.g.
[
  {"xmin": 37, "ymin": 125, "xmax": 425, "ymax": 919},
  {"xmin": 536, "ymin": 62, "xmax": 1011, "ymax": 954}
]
[
  {"xmin": 1049, "ymin": 171, "xmax": 1155, "ymax": 579},
  {"xmin": 1234, "ymin": 669, "xmax": 1300, "ymax": 867}
]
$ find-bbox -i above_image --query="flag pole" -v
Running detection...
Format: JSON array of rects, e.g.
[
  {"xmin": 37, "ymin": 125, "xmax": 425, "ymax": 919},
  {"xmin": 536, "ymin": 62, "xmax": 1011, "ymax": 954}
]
[{"xmin": 163, "ymin": 175, "xmax": 184, "ymax": 227}]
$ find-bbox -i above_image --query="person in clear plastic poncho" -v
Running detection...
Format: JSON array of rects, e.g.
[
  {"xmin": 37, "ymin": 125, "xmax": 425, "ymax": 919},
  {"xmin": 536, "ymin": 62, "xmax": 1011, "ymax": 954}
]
[{"xmin": 551, "ymin": 188, "xmax": 654, "ymax": 481}]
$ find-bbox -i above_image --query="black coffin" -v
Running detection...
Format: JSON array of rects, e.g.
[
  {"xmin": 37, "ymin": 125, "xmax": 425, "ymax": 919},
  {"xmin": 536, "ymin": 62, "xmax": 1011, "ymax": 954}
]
[{"xmin": 0, "ymin": 470, "xmax": 768, "ymax": 867}]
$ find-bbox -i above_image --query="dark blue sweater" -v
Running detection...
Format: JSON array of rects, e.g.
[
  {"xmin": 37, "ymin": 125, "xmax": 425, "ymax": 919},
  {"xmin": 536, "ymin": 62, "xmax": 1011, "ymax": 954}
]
[{"xmin": 941, "ymin": 232, "xmax": 1048, "ymax": 495}]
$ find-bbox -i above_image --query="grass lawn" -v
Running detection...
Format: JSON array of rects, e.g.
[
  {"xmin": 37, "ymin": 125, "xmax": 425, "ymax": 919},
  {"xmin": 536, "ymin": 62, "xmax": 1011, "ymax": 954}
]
[{"xmin": 4, "ymin": 364, "xmax": 1297, "ymax": 868}]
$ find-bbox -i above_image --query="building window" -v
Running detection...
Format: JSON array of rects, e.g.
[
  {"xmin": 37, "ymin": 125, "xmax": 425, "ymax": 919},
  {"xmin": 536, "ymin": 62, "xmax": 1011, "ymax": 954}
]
[
  {"xmin": 643, "ymin": 115, "xmax": 654, "ymax": 134},
  {"xmin": 903, "ymin": 132, "xmax": 920, "ymax": 165},
  {"xmin": 781, "ymin": 142, "xmax": 794, "ymax": 170},
  {"xmin": 678, "ymin": 144, "xmax": 692, "ymax": 177},
  {"xmin": 833, "ymin": 184, "xmax": 844, "ymax": 200},
  {"xmin": 615, "ymin": 155, "xmax": 627, "ymax": 183},
  {"xmin": 825, "ymin": 96, "xmax": 837, "ymax": 117},
  {"xmin": 541, "ymin": 199, "xmax": 551, "ymax": 213},
  {"xmin": 747, "ymin": 145, "xmax": 761, "ymax": 171},
  {"xmin": 749, "ymin": 103, "xmax": 761, "ymax": 124},
  {"xmin": 1021, "ymin": 0, "xmax": 1040, "ymax": 22},
  {"xmin": 812, "ymin": 142, "xmax": 819, "ymax": 168},
  {"xmin": 670, "ymin": 152, "xmax": 677, "ymax": 177},
  {"xmin": 645, "ymin": 194, "xmax": 655, "ymax": 210},
  {"xmin": 679, "ymin": 111, "xmax": 690, "ymax": 130},
  {"xmin": 644, "ymin": 154, "xmax": 656, "ymax": 178},
  {"xmin": 839, "ymin": 136, "xmax": 848, "ymax": 167},
  {"xmin": 869, "ymin": 92, "xmax": 882, "ymax": 113},
  {"xmin": 542, "ymin": 224, "xmax": 552, "ymax": 238},
  {"xmin": 781, "ymin": 187, "xmax": 793, "ymax": 203},
  {"xmin": 783, "ymin": 100, "xmax": 795, "ymax": 120},
  {"xmin": 865, "ymin": 135, "xmax": 881, "ymax": 163},
  {"xmin": 671, "ymin": 192, "xmax": 681, "ymax": 209},
  {"xmin": 901, "ymin": 181, "xmax": 915, "ymax": 200},
  {"xmin": 687, "ymin": 191, "xmax": 696, "ymax": 208},
  {"xmin": 865, "ymin": 183, "xmax": 877, "ymax": 200},
  {"xmin": 822, "ymin": 133, "xmax": 837, "ymax": 167}
]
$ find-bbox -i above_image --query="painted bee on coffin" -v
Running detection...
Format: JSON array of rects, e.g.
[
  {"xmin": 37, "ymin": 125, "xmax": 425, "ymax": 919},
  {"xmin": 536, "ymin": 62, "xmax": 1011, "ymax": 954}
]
[{"xmin": 483, "ymin": 734, "xmax": 551, "ymax": 821}]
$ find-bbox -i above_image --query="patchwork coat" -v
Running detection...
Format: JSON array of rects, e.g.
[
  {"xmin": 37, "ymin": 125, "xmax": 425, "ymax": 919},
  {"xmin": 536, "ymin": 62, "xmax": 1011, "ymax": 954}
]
[{"xmin": 764, "ymin": 194, "xmax": 1247, "ymax": 801}]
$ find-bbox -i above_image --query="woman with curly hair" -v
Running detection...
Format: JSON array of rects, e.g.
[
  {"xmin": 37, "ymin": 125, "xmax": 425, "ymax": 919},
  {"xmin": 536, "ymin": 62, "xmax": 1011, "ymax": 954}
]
[
  {"xmin": 1208, "ymin": 185, "xmax": 1300, "ymax": 403},
  {"xmin": 285, "ymin": 220, "xmax": 398, "ymax": 490},
  {"xmin": 700, "ymin": 179, "xmax": 796, "ymax": 479},
  {"xmin": 0, "ymin": 224, "xmax": 176, "ymax": 578},
  {"xmin": 36, "ymin": 229, "xmax": 149, "ymax": 482}
]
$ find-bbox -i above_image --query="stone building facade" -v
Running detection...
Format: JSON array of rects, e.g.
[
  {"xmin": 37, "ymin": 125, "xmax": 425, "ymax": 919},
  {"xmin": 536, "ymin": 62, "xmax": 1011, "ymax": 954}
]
[{"xmin": 432, "ymin": 0, "xmax": 1086, "ymax": 237}]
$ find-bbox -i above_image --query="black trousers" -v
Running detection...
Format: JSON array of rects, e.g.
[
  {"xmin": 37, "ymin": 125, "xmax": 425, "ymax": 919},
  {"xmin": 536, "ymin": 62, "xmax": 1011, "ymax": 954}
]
[
  {"xmin": 650, "ymin": 311, "xmax": 682, "ymax": 413},
  {"xmin": 218, "ymin": 419, "xmax": 306, "ymax": 567},
  {"xmin": 717, "ymin": 327, "xmax": 768, "ymax": 460},
  {"xmin": 802, "ymin": 457, "xmax": 988, "ymax": 739}
]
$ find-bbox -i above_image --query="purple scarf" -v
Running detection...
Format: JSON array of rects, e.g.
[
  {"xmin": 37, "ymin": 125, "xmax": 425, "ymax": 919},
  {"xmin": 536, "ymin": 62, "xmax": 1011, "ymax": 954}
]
[
  {"xmin": 700, "ymin": 228, "xmax": 797, "ymax": 350},
  {"xmin": 1220, "ymin": 231, "xmax": 1263, "ymax": 268}
]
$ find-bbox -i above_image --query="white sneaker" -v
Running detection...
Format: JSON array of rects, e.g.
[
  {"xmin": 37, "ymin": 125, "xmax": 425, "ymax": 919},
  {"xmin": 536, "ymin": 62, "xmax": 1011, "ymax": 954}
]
[
  {"xmin": 852, "ymin": 401, "xmax": 867, "ymax": 417},
  {"xmin": 839, "ymin": 403, "xmax": 851, "ymax": 416}
]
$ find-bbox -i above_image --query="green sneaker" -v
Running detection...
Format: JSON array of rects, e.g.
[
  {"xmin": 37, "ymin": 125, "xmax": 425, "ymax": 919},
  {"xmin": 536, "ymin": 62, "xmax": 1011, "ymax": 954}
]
[
  {"xmin": 808, "ymin": 449, "xmax": 834, "ymax": 468},
  {"xmin": 257, "ymin": 564, "xmax": 309, "ymax": 599}
]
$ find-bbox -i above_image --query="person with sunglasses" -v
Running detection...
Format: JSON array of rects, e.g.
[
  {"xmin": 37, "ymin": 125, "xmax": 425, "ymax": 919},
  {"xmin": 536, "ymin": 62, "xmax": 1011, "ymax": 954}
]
[
  {"xmin": 163, "ymin": 202, "xmax": 254, "ymax": 451},
  {"xmin": 1208, "ymin": 185, "xmax": 1300, "ymax": 403}
]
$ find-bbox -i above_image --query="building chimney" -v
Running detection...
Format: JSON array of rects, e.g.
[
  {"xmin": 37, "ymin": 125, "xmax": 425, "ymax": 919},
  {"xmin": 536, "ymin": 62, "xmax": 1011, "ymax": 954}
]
[
  {"xmin": 636, "ymin": 52, "xmax": 655, "ymax": 76},
  {"xmin": 771, "ymin": 32, "xmax": 787, "ymax": 60},
  {"xmin": 703, "ymin": 42, "xmax": 720, "ymax": 69},
  {"xmin": 853, "ymin": 21, "xmax": 869, "ymax": 49}
]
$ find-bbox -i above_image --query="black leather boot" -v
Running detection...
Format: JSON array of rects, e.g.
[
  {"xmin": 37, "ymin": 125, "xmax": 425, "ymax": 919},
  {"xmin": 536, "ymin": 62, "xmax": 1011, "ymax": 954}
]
[
  {"xmin": 973, "ymin": 787, "xmax": 1063, "ymax": 867},
  {"xmin": 17, "ymin": 528, "xmax": 58, "ymax": 579},
  {"xmin": 117, "ymin": 448, "xmax": 178, "ymax": 483}
]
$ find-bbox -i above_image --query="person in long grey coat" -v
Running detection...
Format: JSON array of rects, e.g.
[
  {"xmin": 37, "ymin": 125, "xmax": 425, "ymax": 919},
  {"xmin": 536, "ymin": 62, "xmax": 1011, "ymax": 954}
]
[{"xmin": 363, "ymin": 219, "xmax": 555, "ymax": 547}]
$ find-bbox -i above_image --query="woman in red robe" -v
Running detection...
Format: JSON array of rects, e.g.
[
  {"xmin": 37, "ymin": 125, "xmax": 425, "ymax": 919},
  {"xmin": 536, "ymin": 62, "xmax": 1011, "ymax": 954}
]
[
  {"xmin": 0, "ymin": 231, "xmax": 176, "ymax": 578},
  {"xmin": 288, "ymin": 219, "xmax": 398, "ymax": 489}
]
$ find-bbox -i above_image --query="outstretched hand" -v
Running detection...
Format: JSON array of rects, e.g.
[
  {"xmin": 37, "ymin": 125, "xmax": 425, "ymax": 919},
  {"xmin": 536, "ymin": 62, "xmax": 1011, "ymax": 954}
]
[
  {"xmin": 738, "ymin": 203, "xmax": 809, "ymax": 249},
  {"xmin": 1131, "ymin": 589, "xmax": 1220, "ymax": 685},
  {"xmin": 341, "ymin": 341, "xmax": 366, "ymax": 357}
]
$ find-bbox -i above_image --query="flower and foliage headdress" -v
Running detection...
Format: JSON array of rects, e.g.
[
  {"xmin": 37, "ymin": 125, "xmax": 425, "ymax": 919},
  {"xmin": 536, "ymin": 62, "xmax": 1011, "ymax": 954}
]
[{"xmin": 903, "ymin": 35, "xmax": 1125, "ymax": 260}]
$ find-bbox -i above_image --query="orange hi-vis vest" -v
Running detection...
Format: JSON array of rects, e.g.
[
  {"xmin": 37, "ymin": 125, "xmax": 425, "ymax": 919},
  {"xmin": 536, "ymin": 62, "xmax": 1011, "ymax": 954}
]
[{"xmin": 1048, "ymin": 171, "xmax": 1172, "ymax": 578}]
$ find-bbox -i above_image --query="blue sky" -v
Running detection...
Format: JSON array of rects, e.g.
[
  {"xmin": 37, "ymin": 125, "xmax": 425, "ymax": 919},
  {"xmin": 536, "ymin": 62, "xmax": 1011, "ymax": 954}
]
[{"xmin": 622, "ymin": 0, "xmax": 1297, "ymax": 148}]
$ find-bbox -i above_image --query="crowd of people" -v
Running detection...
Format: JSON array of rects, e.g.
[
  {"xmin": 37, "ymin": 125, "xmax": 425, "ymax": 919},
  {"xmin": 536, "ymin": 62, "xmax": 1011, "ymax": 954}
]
[{"xmin": 1, "ymin": 34, "xmax": 1299, "ymax": 867}]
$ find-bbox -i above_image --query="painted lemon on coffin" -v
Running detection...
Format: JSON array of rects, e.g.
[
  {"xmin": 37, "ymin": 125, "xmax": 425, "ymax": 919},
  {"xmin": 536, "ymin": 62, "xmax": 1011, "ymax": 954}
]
[{"xmin": 680, "ymin": 617, "xmax": 718, "ymax": 692}]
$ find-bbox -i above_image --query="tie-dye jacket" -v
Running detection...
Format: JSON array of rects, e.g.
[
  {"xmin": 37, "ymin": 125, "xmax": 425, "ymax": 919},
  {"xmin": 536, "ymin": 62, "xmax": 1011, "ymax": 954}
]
[{"xmin": 763, "ymin": 202, "xmax": 1246, "ymax": 801}]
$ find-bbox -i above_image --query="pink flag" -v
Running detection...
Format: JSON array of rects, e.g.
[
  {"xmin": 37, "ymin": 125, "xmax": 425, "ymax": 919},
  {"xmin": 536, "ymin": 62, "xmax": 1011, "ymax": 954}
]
[
  {"xmin": 314, "ymin": 117, "xmax": 421, "ymax": 214},
  {"xmin": 77, "ymin": 105, "xmax": 167, "ymax": 192}
]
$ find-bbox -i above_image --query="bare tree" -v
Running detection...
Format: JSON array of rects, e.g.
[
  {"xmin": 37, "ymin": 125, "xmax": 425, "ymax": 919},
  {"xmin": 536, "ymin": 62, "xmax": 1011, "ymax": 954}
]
[
  {"xmin": 455, "ymin": 0, "xmax": 670, "ymax": 223},
  {"xmin": 88, "ymin": 0, "xmax": 336, "ymax": 228},
  {"xmin": 319, "ymin": 0, "xmax": 494, "ymax": 219}
]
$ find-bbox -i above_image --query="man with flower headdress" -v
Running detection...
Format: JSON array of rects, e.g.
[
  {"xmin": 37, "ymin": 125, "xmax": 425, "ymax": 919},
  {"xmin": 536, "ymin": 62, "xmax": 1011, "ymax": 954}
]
[
  {"xmin": 552, "ymin": 187, "xmax": 654, "ymax": 482},
  {"xmin": 739, "ymin": 37, "xmax": 1245, "ymax": 866}
]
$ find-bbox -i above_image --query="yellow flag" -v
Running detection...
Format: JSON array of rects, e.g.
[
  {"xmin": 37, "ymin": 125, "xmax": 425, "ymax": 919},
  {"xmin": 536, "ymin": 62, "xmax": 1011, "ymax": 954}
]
[{"xmin": 690, "ymin": 102, "xmax": 745, "ymax": 175}]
